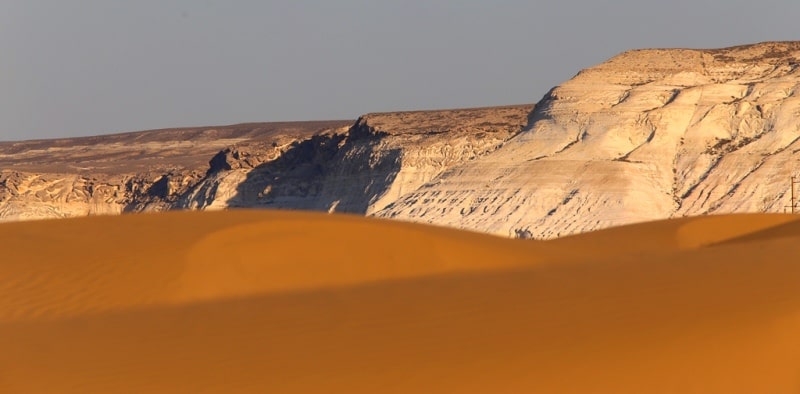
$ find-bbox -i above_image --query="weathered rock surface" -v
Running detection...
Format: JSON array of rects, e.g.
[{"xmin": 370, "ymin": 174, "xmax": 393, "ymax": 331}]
[
  {"xmin": 5, "ymin": 42, "xmax": 800, "ymax": 238},
  {"xmin": 0, "ymin": 122, "xmax": 351, "ymax": 221},
  {"xmin": 178, "ymin": 105, "xmax": 532, "ymax": 214},
  {"xmin": 376, "ymin": 42, "xmax": 800, "ymax": 237},
  {"xmin": 0, "ymin": 106, "xmax": 532, "ymax": 222}
]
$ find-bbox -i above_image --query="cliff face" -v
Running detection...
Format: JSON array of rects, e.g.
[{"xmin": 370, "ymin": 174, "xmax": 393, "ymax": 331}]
[
  {"xmin": 376, "ymin": 42, "xmax": 800, "ymax": 237},
  {"xmin": 177, "ymin": 105, "xmax": 532, "ymax": 214}
]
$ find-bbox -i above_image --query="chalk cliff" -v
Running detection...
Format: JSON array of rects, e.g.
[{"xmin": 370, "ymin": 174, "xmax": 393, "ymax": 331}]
[{"xmin": 377, "ymin": 42, "xmax": 800, "ymax": 237}]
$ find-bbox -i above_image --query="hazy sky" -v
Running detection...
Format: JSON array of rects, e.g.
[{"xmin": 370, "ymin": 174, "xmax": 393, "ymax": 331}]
[{"xmin": 2, "ymin": 1, "xmax": 799, "ymax": 141}]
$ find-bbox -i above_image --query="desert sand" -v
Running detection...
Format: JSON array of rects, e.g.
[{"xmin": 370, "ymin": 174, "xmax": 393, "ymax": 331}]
[{"xmin": 1, "ymin": 210, "xmax": 800, "ymax": 392}]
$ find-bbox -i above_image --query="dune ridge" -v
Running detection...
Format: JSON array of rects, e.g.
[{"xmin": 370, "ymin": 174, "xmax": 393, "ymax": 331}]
[{"xmin": 2, "ymin": 211, "xmax": 800, "ymax": 392}]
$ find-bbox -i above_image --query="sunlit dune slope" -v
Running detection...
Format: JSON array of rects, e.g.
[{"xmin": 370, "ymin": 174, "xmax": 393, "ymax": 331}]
[
  {"xmin": 0, "ymin": 210, "xmax": 549, "ymax": 321},
  {"xmin": 1, "ymin": 211, "xmax": 800, "ymax": 393}
]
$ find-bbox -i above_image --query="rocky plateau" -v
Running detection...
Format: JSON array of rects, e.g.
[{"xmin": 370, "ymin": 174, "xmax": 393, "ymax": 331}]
[
  {"xmin": 0, "ymin": 106, "xmax": 530, "ymax": 225},
  {"xmin": 3, "ymin": 41, "xmax": 800, "ymax": 238}
]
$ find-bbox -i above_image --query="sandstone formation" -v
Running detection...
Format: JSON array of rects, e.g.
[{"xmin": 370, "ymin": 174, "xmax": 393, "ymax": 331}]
[{"xmin": 377, "ymin": 42, "xmax": 800, "ymax": 237}]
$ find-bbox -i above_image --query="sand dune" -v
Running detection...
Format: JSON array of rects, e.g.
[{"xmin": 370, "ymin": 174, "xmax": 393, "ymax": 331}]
[{"xmin": 2, "ymin": 211, "xmax": 800, "ymax": 392}]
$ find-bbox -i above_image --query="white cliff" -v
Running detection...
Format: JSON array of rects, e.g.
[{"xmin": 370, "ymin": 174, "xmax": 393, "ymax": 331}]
[{"xmin": 376, "ymin": 42, "xmax": 800, "ymax": 238}]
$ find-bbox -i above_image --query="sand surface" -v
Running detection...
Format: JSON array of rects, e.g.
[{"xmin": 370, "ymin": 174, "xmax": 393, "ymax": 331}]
[{"xmin": 1, "ymin": 210, "xmax": 800, "ymax": 392}]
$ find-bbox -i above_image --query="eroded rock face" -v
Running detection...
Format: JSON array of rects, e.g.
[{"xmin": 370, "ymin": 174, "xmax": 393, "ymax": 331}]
[
  {"xmin": 0, "ymin": 122, "xmax": 351, "ymax": 221},
  {"xmin": 177, "ymin": 105, "xmax": 532, "ymax": 214},
  {"xmin": 0, "ymin": 106, "xmax": 532, "ymax": 222},
  {"xmin": 376, "ymin": 42, "xmax": 800, "ymax": 238}
]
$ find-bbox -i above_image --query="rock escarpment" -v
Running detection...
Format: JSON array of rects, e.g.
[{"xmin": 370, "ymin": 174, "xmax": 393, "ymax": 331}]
[
  {"xmin": 178, "ymin": 105, "xmax": 532, "ymax": 214},
  {"xmin": 4, "ymin": 42, "xmax": 800, "ymax": 238},
  {"xmin": 376, "ymin": 42, "xmax": 800, "ymax": 237},
  {"xmin": 0, "ymin": 106, "xmax": 532, "ymax": 222},
  {"xmin": 0, "ymin": 122, "xmax": 351, "ymax": 221}
]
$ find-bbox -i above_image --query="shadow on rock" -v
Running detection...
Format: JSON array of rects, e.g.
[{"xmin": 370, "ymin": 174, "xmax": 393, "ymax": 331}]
[{"xmin": 229, "ymin": 130, "xmax": 402, "ymax": 214}]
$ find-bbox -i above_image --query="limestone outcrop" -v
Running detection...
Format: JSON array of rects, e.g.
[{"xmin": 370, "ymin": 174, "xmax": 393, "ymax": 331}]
[{"xmin": 376, "ymin": 42, "xmax": 800, "ymax": 237}]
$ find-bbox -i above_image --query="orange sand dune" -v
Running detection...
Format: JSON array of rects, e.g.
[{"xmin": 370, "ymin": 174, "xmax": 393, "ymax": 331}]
[{"xmin": 1, "ymin": 211, "xmax": 800, "ymax": 392}]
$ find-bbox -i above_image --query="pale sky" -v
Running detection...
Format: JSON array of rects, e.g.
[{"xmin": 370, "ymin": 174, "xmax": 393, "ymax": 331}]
[{"xmin": 2, "ymin": 0, "xmax": 799, "ymax": 141}]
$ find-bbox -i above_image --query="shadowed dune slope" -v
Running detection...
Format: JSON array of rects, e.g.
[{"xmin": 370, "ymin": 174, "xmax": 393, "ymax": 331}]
[{"xmin": 2, "ymin": 211, "xmax": 800, "ymax": 393}]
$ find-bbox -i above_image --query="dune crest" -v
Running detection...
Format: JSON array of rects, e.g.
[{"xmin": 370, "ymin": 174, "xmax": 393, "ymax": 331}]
[{"xmin": 2, "ymin": 211, "xmax": 800, "ymax": 392}]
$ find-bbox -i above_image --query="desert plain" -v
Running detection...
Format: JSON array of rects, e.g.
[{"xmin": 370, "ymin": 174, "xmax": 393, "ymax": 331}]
[{"xmin": 1, "ymin": 210, "xmax": 800, "ymax": 392}]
